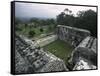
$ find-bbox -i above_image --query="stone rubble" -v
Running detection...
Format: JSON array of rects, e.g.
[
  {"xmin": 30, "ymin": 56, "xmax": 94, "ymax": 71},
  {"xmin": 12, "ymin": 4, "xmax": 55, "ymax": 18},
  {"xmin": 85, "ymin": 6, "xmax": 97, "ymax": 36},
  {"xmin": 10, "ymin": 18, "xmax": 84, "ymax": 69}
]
[
  {"xmin": 15, "ymin": 34, "xmax": 68, "ymax": 74},
  {"xmin": 15, "ymin": 25, "xmax": 97, "ymax": 74},
  {"xmin": 56, "ymin": 25, "xmax": 97, "ymax": 70},
  {"xmin": 56, "ymin": 25, "xmax": 90, "ymax": 47},
  {"xmin": 68, "ymin": 36, "xmax": 97, "ymax": 70}
]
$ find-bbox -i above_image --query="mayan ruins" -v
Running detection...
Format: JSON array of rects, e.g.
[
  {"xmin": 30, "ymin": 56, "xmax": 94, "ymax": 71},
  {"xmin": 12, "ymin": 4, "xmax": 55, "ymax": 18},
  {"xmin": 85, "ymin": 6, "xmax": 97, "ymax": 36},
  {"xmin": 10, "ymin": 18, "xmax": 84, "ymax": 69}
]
[
  {"xmin": 15, "ymin": 25, "xmax": 97, "ymax": 74},
  {"xmin": 11, "ymin": 2, "xmax": 98, "ymax": 75}
]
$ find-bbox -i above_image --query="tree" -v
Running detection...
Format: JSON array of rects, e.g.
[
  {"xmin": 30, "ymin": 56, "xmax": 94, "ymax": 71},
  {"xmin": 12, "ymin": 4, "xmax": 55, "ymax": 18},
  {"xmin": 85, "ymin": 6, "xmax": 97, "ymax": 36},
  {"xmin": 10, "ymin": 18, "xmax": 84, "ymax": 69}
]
[
  {"xmin": 64, "ymin": 8, "xmax": 72, "ymax": 15},
  {"xmin": 57, "ymin": 12, "xmax": 65, "ymax": 25},
  {"xmin": 57, "ymin": 8, "xmax": 75, "ymax": 26},
  {"xmin": 40, "ymin": 28, "xmax": 44, "ymax": 32},
  {"xmin": 24, "ymin": 23, "xmax": 27, "ymax": 28},
  {"xmin": 15, "ymin": 18, "xmax": 22, "ymax": 25},
  {"xmin": 74, "ymin": 10, "xmax": 97, "ymax": 37},
  {"xmin": 29, "ymin": 30, "xmax": 36, "ymax": 37}
]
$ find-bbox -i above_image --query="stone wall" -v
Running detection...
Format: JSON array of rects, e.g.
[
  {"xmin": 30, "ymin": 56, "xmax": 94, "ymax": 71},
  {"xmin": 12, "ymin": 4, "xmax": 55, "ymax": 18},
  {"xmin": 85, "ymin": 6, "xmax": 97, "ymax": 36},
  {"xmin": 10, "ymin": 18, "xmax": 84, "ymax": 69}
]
[
  {"xmin": 15, "ymin": 35, "xmax": 68, "ymax": 74},
  {"xmin": 20, "ymin": 34, "xmax": 57, "ymax": 47},
  {"xmin": 56, "ymin": 25, "xmax": 90, "ymax": 47},
  {"xmin": 36, "ymin": 35, "xmax": 57, "ymax": 47},
  {"xmin": 15, "ymin": 25, "xmax": 97, "ymax": 73},
  {"xmin": 68, "ymin": 36, "xmax": 97, "ymax": 70}
]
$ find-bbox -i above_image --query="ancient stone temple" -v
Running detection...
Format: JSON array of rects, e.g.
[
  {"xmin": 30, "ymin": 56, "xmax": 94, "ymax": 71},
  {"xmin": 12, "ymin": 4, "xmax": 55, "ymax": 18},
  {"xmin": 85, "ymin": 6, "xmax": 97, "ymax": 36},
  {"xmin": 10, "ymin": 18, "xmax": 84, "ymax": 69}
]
[
  {"xmin": 15, "ymin": 35, "xmax": 68, "ymax": 74},
  {"xmin": 68, "ymin": 36, "xmax": 97, "ymax": 70},
  {"xmin": 56, "ymin": 25, "xmax": 90, "ymax": 47},
  {"xmin": 56, "ymin": 25, "xmax": 97, "ymax": 70},
  {"xmin": 15, "ymin": 25, "xmax": 97, "ymax": 74}
]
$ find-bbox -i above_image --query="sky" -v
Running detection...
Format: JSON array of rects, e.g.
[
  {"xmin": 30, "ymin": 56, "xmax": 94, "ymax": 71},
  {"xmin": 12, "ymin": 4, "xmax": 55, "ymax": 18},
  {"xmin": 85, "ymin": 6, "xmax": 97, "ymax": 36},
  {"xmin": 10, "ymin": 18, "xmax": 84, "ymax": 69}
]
[{"xmin": 15, "ymin": 2, "xmax": 97, "ymax": 19}]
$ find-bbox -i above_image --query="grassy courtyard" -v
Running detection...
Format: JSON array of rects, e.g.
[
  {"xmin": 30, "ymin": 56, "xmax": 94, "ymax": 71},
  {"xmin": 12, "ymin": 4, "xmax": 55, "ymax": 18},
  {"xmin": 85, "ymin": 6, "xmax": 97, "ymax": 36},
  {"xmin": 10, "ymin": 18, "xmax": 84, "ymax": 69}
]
[
  {"xmin": 16, "ymin": 24, "xmax": 55, "ymax": 39},
  {"xmin": 43, "ymin": 39, "xmax": 74, "ymax": 65}
]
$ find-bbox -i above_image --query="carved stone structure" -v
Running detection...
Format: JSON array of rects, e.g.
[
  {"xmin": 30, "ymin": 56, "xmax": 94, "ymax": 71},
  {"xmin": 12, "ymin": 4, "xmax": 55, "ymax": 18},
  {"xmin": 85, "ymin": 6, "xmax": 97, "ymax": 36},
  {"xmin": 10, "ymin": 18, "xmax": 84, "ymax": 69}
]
[
  {"xmin": 68, "ymin": 36, "xmax": 97, "ymax": 70},
  {"xmin": 15, "ymin": 35, "xmax": 68, "ymax": 74},
  {"xmin": 56, "ymin": 25, "xmax": 97, "ymax": 70},
  {"xmin": 56, "ymin": 25, "xmax": 90, "ymax": 47},
  {"xmin": 15, "ymin": 25, "xmax": 97, "ymax": 73}
]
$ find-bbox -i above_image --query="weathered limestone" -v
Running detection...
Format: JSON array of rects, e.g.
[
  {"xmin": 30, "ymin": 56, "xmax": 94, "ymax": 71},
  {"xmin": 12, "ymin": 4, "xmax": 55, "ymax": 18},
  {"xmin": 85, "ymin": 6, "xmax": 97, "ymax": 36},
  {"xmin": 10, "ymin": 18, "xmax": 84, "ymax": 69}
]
[
  {"xmin": 36, "ymin": 35, "xmax": 57, "ymax": 47},
  {"xmin": 56, "ymin": 25, "xmax": 90, "ymax": 47},
  {"xmin": 56, "ymin": 25, "xmax": 97, "ymax": 70},
  {"xmin": 15, "ymin": 49, "xmax": 33, "ymax": 74},
  {"xmin": 73, "ymin": 57, "xmax": 96, "ymax": 70},
  {"xmin": 15, "ymin": 35, "xmax": 68, "ymax": 74},
  {"xmin": 37, "ymin": 51, "xmax": 68, "ymax": 72},
  {"xmin": 15, "ymin": 25, "xmax": 97, "ymax": 73},
  {"xmin": 20, "ymin": 34, "xmax": 57, "ymax": 47},
  {"xmin": 68, "ymin": 36, "xmax": 97, "ymax": 70}
]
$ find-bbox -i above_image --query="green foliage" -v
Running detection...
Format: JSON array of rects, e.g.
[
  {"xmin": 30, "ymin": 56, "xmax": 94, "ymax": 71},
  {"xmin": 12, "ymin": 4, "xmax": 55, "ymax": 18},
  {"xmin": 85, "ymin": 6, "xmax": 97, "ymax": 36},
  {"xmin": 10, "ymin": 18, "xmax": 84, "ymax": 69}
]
[
  {"xmin": 40, "ymin": 28, "xmax": 44, "ymax": 32},
  {"xmin": 15, "ymin": 17, "xmax": 57, "ymax": 38},
  {"xmin": 57, "ymin": 12, "xmax": 65, "ymax": 25},
  {"xmin": 56, "ymin": 9, "xmax": 97, "ymax": 37},
  {"xmin": 74, "ymin": 10, "xmax": 97, "ymax": 37},
  {"xmin": 57, "ymin": 8, "xmax": 75, "ymax": 26},
  {"xmin": 30, "ymin": 18, "xmax": 56, "ymax": 26},
  {"xmin": 16, "ymin": 9, "xmax": 97, "ymax": 38},
  {"xmin": 48, "ymin": 26, "xmax": 52, "ymax": 30},
  {"xmin": 15, "ymin": 18, "xmax": 22, "ymax": 25},
  {"xmin": 43, "ymin": 39, "xmax": 74, "ymax": 65},
  {"xmin": 28, "ymin": 30, "xmax": 36, "ymax": 37},
  {"xmin": 25, "ymin": 23, "xmax": 27, "ymax": 28}
]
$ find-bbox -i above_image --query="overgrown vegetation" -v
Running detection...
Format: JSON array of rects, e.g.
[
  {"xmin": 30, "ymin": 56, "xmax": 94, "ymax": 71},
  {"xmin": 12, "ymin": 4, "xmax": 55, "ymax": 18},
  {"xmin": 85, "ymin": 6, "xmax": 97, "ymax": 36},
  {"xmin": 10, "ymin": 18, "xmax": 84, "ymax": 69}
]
[
  {"xmin": 57, "ymin": 9, "xmax": 97, "ymax": 37},
  {"xmin": 15, "ymin": 7, "xmax": 97, "ymax": 67},
  {"xmin": 16, "ymin": 9, "xmax": 97, "ymax": 37},
  {"xmin": 28, "ymin": 30, "xmax": 36, "ymax": 37},
  {"xmin": 15, "ymin": 18, "xmax": 56, "ymax": 38},
  {"xmin": 43, "ymin": 39, "xmax": 74, "ymax": 65}
]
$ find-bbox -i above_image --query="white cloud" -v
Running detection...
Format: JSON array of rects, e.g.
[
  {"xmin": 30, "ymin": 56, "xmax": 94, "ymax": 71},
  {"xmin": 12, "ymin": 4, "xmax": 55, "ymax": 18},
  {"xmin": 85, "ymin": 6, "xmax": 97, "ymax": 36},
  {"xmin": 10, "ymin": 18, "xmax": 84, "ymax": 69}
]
[{"xmin": 15, "ymin": 2, "xmax": 97, "ymax": 18}]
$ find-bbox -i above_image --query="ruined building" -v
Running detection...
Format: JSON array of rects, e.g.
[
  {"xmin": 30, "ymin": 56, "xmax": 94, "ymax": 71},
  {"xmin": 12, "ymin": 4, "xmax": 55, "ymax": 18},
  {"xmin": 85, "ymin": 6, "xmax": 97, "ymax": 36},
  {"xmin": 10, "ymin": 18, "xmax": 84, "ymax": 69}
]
[
  {"xmin": 15, "ymin": 35, "xmax": 68, "ymax": 74},
  {"xmin": 56, "ymin": 25, "xmax": 90, "ymax": 47},
  {"xmin": 15, "ymin": 25, "xmax": 97, "ymax": 74},
  {"xmin": 56, "ymin": 25, "xmax": 97, "ymax": 70},
  {"xmin": 69, "ymin": 36, "xmax": 97, "ymax": 70}
]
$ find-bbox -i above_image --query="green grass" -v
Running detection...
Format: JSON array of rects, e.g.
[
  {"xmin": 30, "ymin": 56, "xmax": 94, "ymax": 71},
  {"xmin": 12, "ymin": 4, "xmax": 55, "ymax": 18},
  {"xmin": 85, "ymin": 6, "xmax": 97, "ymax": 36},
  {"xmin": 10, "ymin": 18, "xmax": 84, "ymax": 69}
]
[
  {"xmin": 16, "ymin": 24, "xmax": 55, "ymax": 38},
  {"xmin": 43, "ymin": 39, "xmax": 74, "ymax": 65}
]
